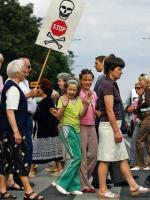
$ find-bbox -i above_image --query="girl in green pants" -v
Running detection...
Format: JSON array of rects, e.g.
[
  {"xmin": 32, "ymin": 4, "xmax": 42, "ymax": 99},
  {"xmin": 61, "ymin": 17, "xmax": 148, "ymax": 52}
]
[{"xmin": 50, "ymin": 79, "xmax": 90, "ymax": 195}]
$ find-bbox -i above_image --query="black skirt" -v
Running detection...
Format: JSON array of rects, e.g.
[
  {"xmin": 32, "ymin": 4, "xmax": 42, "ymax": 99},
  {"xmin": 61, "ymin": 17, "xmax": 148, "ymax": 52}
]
[{"xmin": 0, "ymin": 130, "xmax": 30, "ymax": 176}]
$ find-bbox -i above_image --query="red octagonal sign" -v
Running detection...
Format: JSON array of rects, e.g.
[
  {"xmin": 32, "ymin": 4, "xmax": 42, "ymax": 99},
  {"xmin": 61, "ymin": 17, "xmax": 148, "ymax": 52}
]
[{"xmin": 51, "ymin": 20, "xmax": 67, "ymax": 36}]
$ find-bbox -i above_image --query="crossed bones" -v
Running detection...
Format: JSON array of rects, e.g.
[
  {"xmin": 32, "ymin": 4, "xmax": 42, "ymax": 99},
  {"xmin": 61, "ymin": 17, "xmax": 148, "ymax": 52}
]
[{"xmin": 44, "ymin": 32, "xmax": 65, "ymax": 49}]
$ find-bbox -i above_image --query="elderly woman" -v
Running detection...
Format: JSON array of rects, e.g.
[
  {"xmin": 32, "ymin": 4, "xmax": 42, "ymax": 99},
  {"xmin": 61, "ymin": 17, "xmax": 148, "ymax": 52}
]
[
  {"xmin": 97, "ymin": 54, "xmax": 150, "ymax": 199},
  {"xmin": 57, "ymin": 72, "xmax": 72, "ymax": 95},
  {"xmin": 0, "ymin": 60, "xmax": 44, "ymax": 200}
]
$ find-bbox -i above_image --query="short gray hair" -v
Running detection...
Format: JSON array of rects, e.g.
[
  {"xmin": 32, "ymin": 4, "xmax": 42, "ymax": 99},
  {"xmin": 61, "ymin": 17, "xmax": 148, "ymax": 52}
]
[
  {"xmin": 7, "ymin": 59, "xmax": 24, "ymax": 78},
  {"xmin": 57, "ymin": 72, "xmax": 72, "ymax": 82}
]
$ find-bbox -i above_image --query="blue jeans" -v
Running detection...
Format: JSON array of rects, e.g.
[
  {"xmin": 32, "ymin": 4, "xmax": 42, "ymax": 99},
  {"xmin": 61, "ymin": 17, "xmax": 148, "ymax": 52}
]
[{"xmin": 129, "ymin": 123, "xmax": 140, "ymax": 166}]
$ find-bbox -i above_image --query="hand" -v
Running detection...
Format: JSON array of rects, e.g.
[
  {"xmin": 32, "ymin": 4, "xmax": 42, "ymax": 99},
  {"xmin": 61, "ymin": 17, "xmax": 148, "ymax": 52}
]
[
  {"xmin": 50, "ymin": 108, "xmax": 57, "ymax": 117},
  {"xmin": 61, "ymin": 95, "xmax": 69, "ymax": 107},
  {"xmin": 127, "ymin": 106, "xmax": 135, "ymax": 113},
  {"xmin": 14, "ymin": 132, "xmax": 22, "ymax": 144},
  {"xmin": 29, "ymin": 88, "xmax": 38, "ymax": 97},
  {"xmin": 52, "ymin": 90, "xmax": 59, "ymax": 99},
  {"xmin": 114, "ymin": 130, "xmax": 123, "ymax": 143},
  {"xmin": 82, "ymin": 93, "xmax": 92, "ymax": 106},
  {"xmin": 95, "ymin": 110, "xmax": 101, "ymax": 117}
]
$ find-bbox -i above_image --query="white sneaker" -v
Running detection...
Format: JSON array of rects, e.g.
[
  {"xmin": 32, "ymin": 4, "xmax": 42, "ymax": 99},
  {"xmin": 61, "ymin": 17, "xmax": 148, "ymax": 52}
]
[
  {"xmin": 51, "ymin": 181, "xmax": 56, "ymax": 187},
  {"xmin": 71, "ymin": 190, "xmax": 83, "ymax": 195},
  {"xmin": 142, "ymin": 166, "xmax": 150, "ymax": 170},
  {"xmin": 130, "ymin": 166, "xmax": 141, "ymax": 170},
  {"xmin": 56, "ymin": 184, "xmax": 70, "ymax": 194}
]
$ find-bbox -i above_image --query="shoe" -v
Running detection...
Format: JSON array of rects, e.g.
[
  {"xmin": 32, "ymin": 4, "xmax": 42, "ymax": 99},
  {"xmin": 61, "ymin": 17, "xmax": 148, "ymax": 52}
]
[
  {"xmin": 130, "ymin": 166, "xmax": 141, "ymax": 170},
  {"xmin": 129, "ymin": 164, "xmax": 135, "ymax": 168},
  {"xmin": 142, "ymin": 166, "xmax": 150, "ymax": 170},
  {"xmin": 56, "ymin": 184, "xmax": 70, "ymax": 195},
  {"xmin": 70, "ymin": 190, "xmax": 83, "ymax": 195},
  {"xmin": 23, "ymin": 191, "xmax": 44, "ymax": 200},
  {"xmin": 145, "ymin": 175, "xmax": 150, "ymax": 186},
  {"xmin": 51, "ymin": 181, "xmax": 56, "ymax": 187},
  {"xmin": 131, "ymin": 186, "xmax": 150, "ymax": 196},
  {"xmin": 34, "ymin": 164, "xmax": 38, "ymax": 169},
  {"xmin": 97, "ymin": 191, "xmax": 120, "ymax": 199},
  {"xmin": 114, "ymin": 181, "xmax": 128, "ymax": 187},
  {"xmin": 45, "ymin": 167, "xmax": 57, "ymax": 172},
  {"xmin": 82, "ymin": 188, "xmax": 96, "ymax": 193},
  {"xmin": 28, "ymin": 171, "xmax": 35, "ymax": 178},
  {"xmin": 1, "ymin": 192, "xmax": 17, "ymax": 199},
  {"xmin": 51, "ymin": 171, "xmax": 60, "ymax": 176}
]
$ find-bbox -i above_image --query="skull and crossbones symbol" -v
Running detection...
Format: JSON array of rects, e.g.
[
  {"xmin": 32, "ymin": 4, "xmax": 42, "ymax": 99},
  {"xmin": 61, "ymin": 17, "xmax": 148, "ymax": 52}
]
[
  {"xmin": 44, "ymin": 32, "xmax": 65, "ymax": 49},
  {"xmin": 59, "ymin": 0, "xmax": 75, "ymax": 20},
  {"xmin": 44, "ymin": 0, "xmax": 75, "ymax": 49}
]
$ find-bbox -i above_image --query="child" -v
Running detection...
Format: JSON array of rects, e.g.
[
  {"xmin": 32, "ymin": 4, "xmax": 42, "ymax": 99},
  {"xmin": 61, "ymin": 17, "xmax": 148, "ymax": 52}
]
[
  {"xmin": 50, "ymin": 79, "xmax": 90, "ymax": 195},
  {"xmin": 79, "ymin": 69, "xmax": 100, "ymax": 193}
]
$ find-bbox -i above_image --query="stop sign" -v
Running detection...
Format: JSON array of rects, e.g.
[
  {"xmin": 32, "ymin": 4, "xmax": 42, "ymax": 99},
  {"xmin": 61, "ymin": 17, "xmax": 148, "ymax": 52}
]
[{"xmin": 51, "ymin": 20, "xmax": 67, "ymax": 36}]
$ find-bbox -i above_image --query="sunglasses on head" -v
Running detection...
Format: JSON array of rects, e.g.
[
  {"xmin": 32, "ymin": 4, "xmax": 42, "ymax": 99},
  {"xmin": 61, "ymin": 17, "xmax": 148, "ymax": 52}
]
[{"xmin": 135, "ymin": 87, "xmax": 141, "ymax": 89}]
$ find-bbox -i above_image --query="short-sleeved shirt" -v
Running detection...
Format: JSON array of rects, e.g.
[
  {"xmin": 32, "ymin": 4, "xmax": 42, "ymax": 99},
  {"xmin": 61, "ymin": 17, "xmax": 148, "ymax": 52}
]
[
  {"xmin": 57, "ymin": 96, "xmax": 83, "ymax": 131},
  {"xmin": 19, "ymin": 79, "xmax": 36, "ymax": 114},
  {"xmin": 6, "ymin": 86, "xmax": 20, "ymax": 109},
  {"xmin": 80, "ymin": 89, "xmax": 97, "ymax": 125},
  {"xmin": 98, "ymin": 77, "xmax": 122, "ymax": 122}
]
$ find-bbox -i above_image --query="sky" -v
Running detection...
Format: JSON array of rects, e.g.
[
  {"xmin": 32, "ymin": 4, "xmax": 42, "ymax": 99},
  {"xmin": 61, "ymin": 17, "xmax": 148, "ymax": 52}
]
[{"xmin": 19, "ymin": 0, "xmax": 150, "ymax": 101}]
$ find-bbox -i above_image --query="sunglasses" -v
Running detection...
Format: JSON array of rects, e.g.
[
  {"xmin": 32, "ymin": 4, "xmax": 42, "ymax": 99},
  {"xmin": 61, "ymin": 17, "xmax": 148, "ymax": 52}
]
[{"xmin": 135, "ymin": 87, "xmax": 141, "ymax": 89}]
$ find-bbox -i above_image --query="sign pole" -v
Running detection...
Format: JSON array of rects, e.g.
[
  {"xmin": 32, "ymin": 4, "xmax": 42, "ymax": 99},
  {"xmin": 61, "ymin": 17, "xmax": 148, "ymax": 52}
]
[{"xmin": 37, "ymin": 48, "xmax": 51, "ymax": 85}]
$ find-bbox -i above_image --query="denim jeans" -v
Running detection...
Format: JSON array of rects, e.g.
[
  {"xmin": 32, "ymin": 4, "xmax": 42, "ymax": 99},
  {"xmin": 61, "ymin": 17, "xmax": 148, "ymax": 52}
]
[{"xmin": 129, "ymin": 123, "xmax": 140, "ymax": 166}]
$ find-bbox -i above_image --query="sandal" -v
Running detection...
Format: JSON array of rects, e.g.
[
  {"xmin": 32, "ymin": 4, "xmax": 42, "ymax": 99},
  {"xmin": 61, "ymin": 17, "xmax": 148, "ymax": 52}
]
[
  {"xmin": 97, "ymin": 191, "xmax": 120, "ymax": 199},
  {"xmin": 7, "ymin": 182, "xmax": 24, "ymax": 191},
  {"xmin": 1, "ymin": 192, "xmax": 17, "ymax": 199},
  {"xmin": 131, "ymin": 186, "xmax": 150, "ymax": 196},
  {"xmin": 28, "ymin": 172, "xmax": 36, "ymax": 178},
  {"xmin": 24, "ymin": 191, "xmax": 44, "ymax": 200}
]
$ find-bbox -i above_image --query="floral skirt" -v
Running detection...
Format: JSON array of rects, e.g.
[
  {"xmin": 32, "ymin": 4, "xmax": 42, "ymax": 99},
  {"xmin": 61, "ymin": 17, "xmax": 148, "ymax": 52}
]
[{"xmin": 0, "ymin": 131, "xmax": 30, "ymax": 176}]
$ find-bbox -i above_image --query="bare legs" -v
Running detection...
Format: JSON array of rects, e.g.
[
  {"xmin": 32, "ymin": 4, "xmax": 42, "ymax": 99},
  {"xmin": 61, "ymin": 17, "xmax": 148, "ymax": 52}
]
[
  {"xmin": 120, "ymin": 160, "xmax": 139, "ymax": 191},
  {"xmin": 0, "ymin": 175, "xmax": 8, "ymax": 193},
  {"xmin": 55, "ymin": 161, "xmax": 63, "ymax": 172},
  {"xmin": 98, "ymin": 161, "xmax": 109, "ymax": 194},
  {"xmin": 98, "ymin": 159, "xmax": 139, "ymax": 195}
]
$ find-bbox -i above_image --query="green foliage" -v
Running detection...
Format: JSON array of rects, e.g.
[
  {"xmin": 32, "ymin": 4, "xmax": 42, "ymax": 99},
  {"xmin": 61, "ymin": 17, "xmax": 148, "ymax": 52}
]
[{"xmin": 0, "ymin": 0, "xmax": 71, "ymax": 87}]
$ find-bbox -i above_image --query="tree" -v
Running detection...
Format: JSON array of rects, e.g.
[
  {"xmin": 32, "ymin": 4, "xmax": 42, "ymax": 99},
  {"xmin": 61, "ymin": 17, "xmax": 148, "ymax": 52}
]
[{"xmin": 0, "ymin": 0, "xmax": 71, "ymax": 86}]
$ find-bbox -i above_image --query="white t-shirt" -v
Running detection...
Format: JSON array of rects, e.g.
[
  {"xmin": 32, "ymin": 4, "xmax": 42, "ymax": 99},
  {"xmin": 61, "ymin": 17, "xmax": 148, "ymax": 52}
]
[
  {"xmin": 6, "ymin": 86, "xmax": 20, "ymax": 110},
  {"xmin": 19, "ymin": 79, "xmax": 36, "ymax": 114}
]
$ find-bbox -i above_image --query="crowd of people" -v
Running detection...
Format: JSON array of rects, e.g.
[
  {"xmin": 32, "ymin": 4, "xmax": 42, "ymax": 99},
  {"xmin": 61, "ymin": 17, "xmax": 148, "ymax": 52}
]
[{"xmin": 0, "ymin": 52, "xmax": 150, "ymax": 199}]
